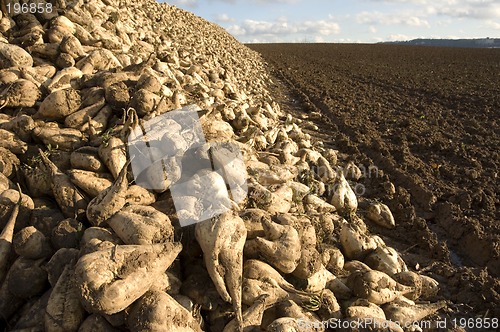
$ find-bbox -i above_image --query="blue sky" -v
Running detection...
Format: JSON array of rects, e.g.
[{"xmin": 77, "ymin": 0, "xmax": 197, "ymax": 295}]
[{"xmin": 159, "ymin": 0, "xmax": 500, "ymax": 43}]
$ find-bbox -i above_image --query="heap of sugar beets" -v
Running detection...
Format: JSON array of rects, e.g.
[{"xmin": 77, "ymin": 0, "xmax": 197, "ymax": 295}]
[{"xmin": 0, "ymin": 0, "xmax": 450, "ymax": 331}]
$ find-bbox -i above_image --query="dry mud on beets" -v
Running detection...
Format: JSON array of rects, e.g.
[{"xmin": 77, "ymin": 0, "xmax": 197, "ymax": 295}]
[{"xmin": 249, "ymin": 43, "xmax": 500, "ymax": 319}]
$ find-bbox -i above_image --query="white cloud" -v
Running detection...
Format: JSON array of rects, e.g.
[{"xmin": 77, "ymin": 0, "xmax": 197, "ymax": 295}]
[
  {"xmin": 366, "ymin": 0, "xmax": 500, "ymax": 19},
  {"xmin": 215, "ymin": 13, "xmax": 235, "ymax": 23},
  {"xmin": 387, "ymin": 33, "xmax": 413, "ymax": 41},
  {"xmin": 407, "ymin": 16, "xmax": 430, "ymax": 27},
  {"xmin": 436, "ymin": 18, "xmax": 452, "ymax": 26},
  {"xmin": 484, "ymin": 20, "xmax": 500, "ymax": 30},
  {"xmin": 357, "ymin": 11, "xmax": 430, "ymax": 27},
  {"xmin": 436, "ymin": 3, "xmax": 500, "ymax": 19},
  {"xmin": 226, "ymin": 17, "xmax": 340, "ymax": 42},
  {"xmin": 166, "ymin": 0, "xmax": 199, "ymax": 7},
  {"xmin": 227, "ymin": 24, "xmax": 247, "ymax": 36}
]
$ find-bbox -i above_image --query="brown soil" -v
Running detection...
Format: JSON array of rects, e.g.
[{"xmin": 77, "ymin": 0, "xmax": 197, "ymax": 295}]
[{"xmin": 248, "ymin": 43, "xmax": 500, "ymax": 322}]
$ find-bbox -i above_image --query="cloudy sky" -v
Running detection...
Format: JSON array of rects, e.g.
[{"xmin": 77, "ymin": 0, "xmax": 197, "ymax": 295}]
[{"xmin": 159, "ymin": 0, "xmax": 500, "ymax": 43}]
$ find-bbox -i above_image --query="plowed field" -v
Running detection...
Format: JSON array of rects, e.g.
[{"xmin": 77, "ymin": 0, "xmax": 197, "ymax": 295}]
[{"xmin": 249, "ymin": 43, "xmax": 500, "ymax": 320}]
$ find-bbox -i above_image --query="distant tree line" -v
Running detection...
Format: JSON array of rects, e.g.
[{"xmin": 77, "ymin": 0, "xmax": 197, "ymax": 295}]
[{"xmin": 381, "ymin": 38, "xmax": 500, "ymax": 48}]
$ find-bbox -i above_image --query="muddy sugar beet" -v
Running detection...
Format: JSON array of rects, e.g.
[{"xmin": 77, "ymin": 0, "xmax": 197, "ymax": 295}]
[{"xmin": 0, "ymin": 0, "xmax": 448, "ymax": 330}]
